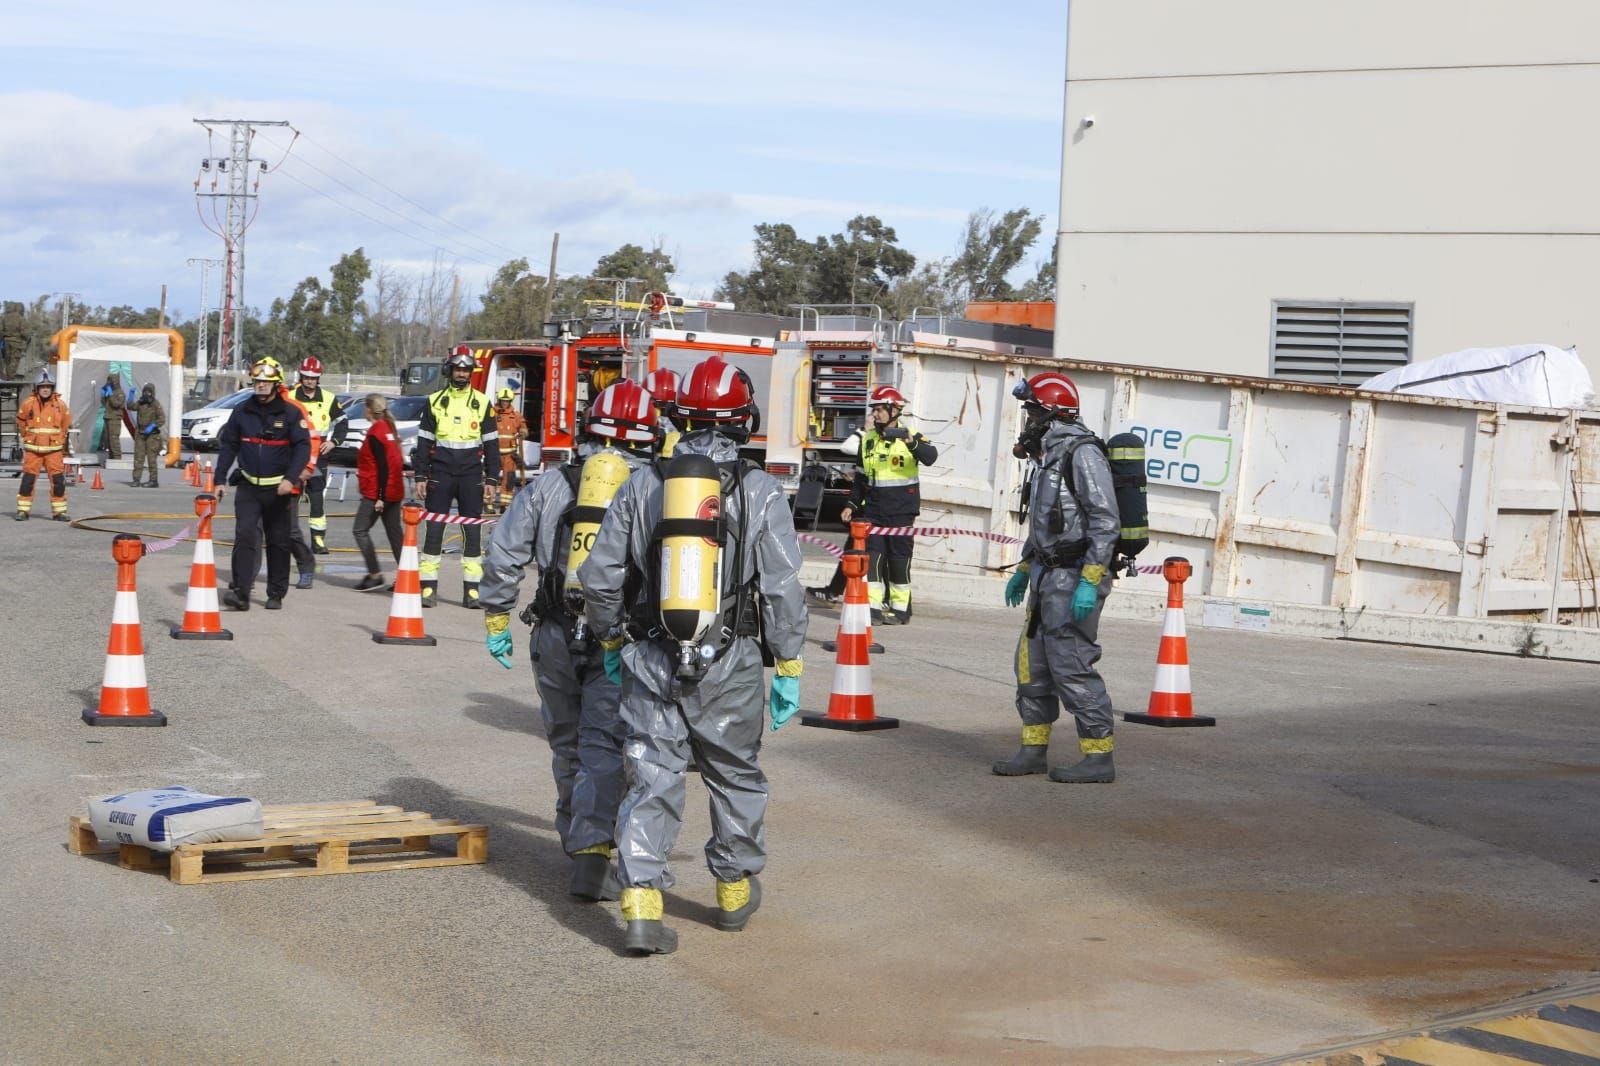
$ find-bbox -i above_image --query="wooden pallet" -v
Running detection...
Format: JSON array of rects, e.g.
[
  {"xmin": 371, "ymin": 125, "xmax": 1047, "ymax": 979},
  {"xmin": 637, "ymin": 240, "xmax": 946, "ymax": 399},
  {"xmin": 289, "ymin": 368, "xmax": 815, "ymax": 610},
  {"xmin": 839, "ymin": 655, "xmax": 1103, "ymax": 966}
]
[{"xmin": 68, "ymin": 800, "xmax": 488, "ymax": 885}]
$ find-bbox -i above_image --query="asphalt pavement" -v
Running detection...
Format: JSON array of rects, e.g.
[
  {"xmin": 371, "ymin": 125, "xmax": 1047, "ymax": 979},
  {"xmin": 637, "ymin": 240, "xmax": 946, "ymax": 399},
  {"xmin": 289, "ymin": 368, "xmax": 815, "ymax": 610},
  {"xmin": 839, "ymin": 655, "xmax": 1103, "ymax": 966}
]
[{"xmin": 3, "ymin": 476, "xmax": 1598, "ymax": 1064}]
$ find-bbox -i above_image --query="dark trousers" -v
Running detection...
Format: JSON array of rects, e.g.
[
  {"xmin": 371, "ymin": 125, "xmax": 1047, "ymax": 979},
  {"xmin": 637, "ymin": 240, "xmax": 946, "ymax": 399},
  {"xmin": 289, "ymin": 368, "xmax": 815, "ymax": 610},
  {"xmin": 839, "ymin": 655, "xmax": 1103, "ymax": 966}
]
[
  {"xmin": 306, "ymin": 473, "xmax": 327, "ymax": 537},
  {"xmin": 421, "ymin": 468, "xmax": 484, "ymax": 590},
  {"xmin": 232, "ymin": 483, "xmax": 293, "ymax": 599},
  {"xmin": 867, "ymin": 529, "xmax": 915, "ymax": 587},
  {"xmin": 285, "ymin": 496, "xmax": 314, "ymax": 574},
  {"xmin": 353, "ymin": 498, "xmax": 404, "ymax": 574}
]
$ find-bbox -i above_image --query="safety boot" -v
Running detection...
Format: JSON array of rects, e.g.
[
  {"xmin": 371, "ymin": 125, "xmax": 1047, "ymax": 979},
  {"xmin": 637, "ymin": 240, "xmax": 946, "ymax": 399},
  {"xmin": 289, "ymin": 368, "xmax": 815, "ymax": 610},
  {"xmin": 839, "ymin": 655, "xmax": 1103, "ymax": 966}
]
[
  {"xmin": 311, "ymin": 532, "xmax": 328, "ymax": 555},
  {"xmin": 870, "ymin": 608, "xmax": 888, "ymax": 627},
  {"xmin": 993, "ymin": 724, "xmax": 1051, "ymax": 776},
  {"xmin": 296, "ymin": 571, "xmax": 314, "ymax": 590},
  {"xmin": 420, "ymin": 587, "xmax": 437, "ymax": 609},
  {"xmin": 52, "ymin": 513, "xmax": 70, "ymax": 523},
  {"xmin": 13, "ymin": 511, "xmax": 26, "ymax": 522},
  {"xmin": 463, "ymin": 585, "xmax": 481, "ymax": 610},
  {"xmin": 223, "ymin": 589, "xmax": 250, "ymax": 611},
  {"xmin": 148, "ymin": 477, "xmax": 159, "ymax": 488},
  {"xmin": 621, "ymin": 887, "xmax": 677, "ymax": 956},
  {"xmin": 714, "ymin": 876, "xmax": 762, "ymax": 932},
  {"xmin": 569, "ymin": 846, "xmax": 621, "ymax": 902},
  {"xmin": 1049, "ymin": 753, "xmax": 1116, "ymax": 784}
]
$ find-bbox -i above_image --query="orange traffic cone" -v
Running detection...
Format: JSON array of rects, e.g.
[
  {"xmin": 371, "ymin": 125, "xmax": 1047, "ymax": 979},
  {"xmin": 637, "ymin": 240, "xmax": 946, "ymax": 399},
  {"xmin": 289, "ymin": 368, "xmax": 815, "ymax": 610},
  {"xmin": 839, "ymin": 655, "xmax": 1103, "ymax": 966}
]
[
  {"xmin": 374, "ymin": 503, "xmax": 436, "ymax": 646},
  {"xmin": 171, "ymin": 493, "xmax": 233, "ymax": 641},
  {"xmin": 1124, "ymin": 557, "xmax": 1216, "ymax": 728},
  {"xmin": 202, "ymin": 462, "xmax": 216, "ymax": 494},
  {"xmin": 84, "ymin": 534, "xmax": 167, "ymax": 726},
  {"xmin": 184, "ymin": 459, "xmax": 196, "ymax": 485},
  {"xmin": 91, "ymin": 468, "xmax": 104, "ymax": 491},
  {"xmin": 822, "ymin": 520, "xmax": 884, "ymax": 656},
  {"xmin": 75, "ymin": 463, "xmax": 85, "ymax": 485},
  {"xmin": 801, "ymin": 531, "xmax": 898, "ymax": 732}
]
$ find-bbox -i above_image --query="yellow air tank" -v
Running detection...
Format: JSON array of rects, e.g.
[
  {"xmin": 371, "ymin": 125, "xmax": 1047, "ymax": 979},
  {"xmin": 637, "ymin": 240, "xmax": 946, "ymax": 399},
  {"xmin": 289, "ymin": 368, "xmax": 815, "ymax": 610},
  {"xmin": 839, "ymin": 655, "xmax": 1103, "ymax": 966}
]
[
  {"xmin": 563, "ymin": 448, "xmax": 632, "ymax": 609},
  {"xmin": 658, "ymin": 452, "xmax": 723, "ymax": 650}
]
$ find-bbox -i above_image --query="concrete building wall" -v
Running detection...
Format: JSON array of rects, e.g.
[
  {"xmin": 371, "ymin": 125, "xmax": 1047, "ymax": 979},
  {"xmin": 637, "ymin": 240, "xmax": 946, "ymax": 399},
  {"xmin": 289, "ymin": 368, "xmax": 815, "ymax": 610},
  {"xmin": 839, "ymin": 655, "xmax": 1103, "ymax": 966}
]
[{"xmin": 1054, "ymin": 0, "xmax": 1600, "ymax": 383}]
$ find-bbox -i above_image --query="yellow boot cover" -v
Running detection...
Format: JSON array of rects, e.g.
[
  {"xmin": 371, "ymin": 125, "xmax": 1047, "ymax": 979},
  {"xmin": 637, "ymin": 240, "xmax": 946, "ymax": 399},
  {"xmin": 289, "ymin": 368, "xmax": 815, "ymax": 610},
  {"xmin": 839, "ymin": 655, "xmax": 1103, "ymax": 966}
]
[
  {"xmin": 1079, "ymin": 736, "xmax": 1114, "ymax": 754},
  {"xmin": 571, "ymin": 843, "xmax": 611, "ymax": 858},
  {"xmin": 1021, "ymin": 724, "xmax": 1051, "ymax": 747},
  {"xmin": 621, "ymin": 887, "xmax": 663, "ymax": 922},
  {"xmin": 716, "ymin": 878, "xmax": 751, "ymax": 913}
]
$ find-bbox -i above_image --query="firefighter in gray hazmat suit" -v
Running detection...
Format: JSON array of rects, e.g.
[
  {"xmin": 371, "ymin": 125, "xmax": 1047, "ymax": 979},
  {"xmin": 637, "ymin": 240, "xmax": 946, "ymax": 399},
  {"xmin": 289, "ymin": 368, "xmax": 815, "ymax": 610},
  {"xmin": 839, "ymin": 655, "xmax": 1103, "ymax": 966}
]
[
  {"xmin": 993, "ymin": 370, "xmax": 1123, "ymax": 783},
  {"xmin": 579, "ymin": 355, "xmax": 808, "ymax": 956},
  {"xmin": 479, "ymin": 381, "xmax": 661, "ymax": 900}
]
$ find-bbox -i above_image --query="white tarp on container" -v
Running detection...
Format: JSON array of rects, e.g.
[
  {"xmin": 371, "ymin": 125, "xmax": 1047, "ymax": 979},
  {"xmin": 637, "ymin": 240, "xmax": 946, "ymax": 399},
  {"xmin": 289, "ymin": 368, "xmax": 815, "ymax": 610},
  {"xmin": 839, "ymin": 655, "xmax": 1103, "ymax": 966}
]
[{"xmin": 1362, "ymin": 344, "xmax": 1595, "ymax": 409}]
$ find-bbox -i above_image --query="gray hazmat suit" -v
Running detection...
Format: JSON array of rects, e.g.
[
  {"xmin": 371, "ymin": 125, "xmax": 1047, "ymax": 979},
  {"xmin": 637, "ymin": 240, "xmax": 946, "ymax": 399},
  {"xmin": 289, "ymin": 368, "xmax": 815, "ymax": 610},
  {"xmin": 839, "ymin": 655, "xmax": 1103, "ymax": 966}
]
[
  {"xmin": 479, "ymin": 441, "xmax": 650, "ymax": 855},
  {"xmin": 1015, "ymin": 419, "xmax": 1121, "ymax": 748},
  {"xmin": 578, "ymin": 430, "xmax": 808, "ymax": 890}
]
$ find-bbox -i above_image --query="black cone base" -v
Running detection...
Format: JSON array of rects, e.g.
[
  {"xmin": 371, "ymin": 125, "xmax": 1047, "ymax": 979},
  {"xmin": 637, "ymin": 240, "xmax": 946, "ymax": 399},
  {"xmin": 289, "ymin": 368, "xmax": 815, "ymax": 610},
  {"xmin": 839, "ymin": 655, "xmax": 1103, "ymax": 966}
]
[
  {"xmin": 800, "ymin": 712, "xmax": 900, "ymax": 732},
  {"xmin": 170, "ymin": 628, "xmax": 234, "ymax": 640},
  {"xmin": 1122, "ymin": 711, "xmax": 1216, "ymax": 727},
  {"xmin": 373, "ymin": 634, "xmax": 437, "ymax": 646},
  {"xmin": 83, "ymin": 709, "xmax": 168, "ymax": 727}
]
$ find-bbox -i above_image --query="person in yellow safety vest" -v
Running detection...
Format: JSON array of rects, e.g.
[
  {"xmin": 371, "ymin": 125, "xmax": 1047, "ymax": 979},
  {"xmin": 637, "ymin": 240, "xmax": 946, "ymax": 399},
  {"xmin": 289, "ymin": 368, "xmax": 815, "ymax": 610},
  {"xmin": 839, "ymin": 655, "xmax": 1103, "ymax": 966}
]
[
  {"xmin": 840, "ymin": 384, "xmax": 938, "ymax": 626},
  {"xmin": 414, "ymin": 346, "xmax": 499, "ymax": 608},
  {"xmin": 15, "ymin": 369, "xmax": 74, "ymax": 521},
  {"xmin": 289, "ymin": 356, "xmax": 348, "ymax": 555},
  {"xmin": 493, "ymin": 387, "xmax": 527, "ymax": 508}
]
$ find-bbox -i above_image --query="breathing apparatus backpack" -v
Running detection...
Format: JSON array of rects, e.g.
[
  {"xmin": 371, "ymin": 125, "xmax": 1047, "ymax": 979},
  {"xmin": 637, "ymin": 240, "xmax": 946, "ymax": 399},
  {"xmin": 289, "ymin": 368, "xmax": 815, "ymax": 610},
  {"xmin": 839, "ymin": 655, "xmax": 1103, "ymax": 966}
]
[
  {"xmin": 651, "ymin": 450, "xmax": 769, "ymax": 680},
  {"xmin": 1050, "ymin": 431, "xmax": 1150, "ymax": 575}
]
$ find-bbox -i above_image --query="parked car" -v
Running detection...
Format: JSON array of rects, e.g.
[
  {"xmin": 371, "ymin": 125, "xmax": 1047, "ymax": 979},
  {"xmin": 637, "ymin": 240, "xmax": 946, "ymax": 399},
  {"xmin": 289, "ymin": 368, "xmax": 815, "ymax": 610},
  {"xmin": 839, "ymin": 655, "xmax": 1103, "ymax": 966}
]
[
  {"xmin": 326, "ymin": 394, "xmax": 425, "ymax": 469},
  {"xmin": 181, "ymin": 389, "xmax": 252, "ymax": 452}
]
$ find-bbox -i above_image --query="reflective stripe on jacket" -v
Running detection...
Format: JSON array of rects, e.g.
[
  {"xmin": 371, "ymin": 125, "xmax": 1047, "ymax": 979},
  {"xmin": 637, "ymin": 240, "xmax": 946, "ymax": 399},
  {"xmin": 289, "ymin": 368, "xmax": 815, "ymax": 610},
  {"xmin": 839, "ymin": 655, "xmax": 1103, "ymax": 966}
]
[{"xmin": 18, "ymin": 394, "xmax": 72, "ymax": 452}]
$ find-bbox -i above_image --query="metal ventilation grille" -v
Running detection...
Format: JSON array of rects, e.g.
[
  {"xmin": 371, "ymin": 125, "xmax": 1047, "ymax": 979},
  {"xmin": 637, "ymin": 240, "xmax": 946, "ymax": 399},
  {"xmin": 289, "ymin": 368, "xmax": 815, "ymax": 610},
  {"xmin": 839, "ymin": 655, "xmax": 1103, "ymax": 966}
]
[{"xmin": 1271, "ymin": 301, "xmax": 1413, "ymax": 385}]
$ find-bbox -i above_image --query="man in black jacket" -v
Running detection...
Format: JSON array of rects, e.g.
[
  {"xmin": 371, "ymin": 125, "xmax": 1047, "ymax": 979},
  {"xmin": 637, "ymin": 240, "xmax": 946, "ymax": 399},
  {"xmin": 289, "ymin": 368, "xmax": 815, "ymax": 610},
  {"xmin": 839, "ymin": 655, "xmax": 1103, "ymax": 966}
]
[{"xmin": 215, "ymin": 359, "xmax": 312, "ymax": 611}]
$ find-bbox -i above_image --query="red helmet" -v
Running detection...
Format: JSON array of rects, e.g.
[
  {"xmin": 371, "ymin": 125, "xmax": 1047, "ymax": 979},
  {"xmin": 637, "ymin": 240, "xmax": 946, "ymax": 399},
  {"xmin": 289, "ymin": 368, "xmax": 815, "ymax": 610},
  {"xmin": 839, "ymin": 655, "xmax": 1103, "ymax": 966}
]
[
  {"xmin": 297, "ymin": 356, "xmax": 323, "ymax": 379},
  {"xmin": 676, "ymin": 356, "xmax": 755, "ymax": 425},
  {"xmin": 869, "ymin": 384, "xmax": 907, "ymax": 408},
  {"xmin": 586, "ymin": 380, "xmax": 658, "ymax": 444},
  {"xmin": 1016, "ymin": 372, "xmax": 1080, "ymax": 417},
  {"xmin": 446, "ymin": 345, "xmax": 475, "ymax": 371},
  {"xmin": 644, "ymin": 367, "xmax": 679, "ymax": 407}
]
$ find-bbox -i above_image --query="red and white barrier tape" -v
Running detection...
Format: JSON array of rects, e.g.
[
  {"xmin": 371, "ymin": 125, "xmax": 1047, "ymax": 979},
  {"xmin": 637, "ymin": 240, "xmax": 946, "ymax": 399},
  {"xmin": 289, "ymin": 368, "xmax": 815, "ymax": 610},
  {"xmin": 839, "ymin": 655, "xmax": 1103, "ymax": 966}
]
[
  {"xmin": 419, "ymin": 511, "xmax": 499, "ymax": 526},
  {"xmin": 144, "ymin": 524, "xmax": 195, "ymax": 554},
  {"xmin": 798, "ymin": 526, "xmax": 1165, "ymax": 575}
]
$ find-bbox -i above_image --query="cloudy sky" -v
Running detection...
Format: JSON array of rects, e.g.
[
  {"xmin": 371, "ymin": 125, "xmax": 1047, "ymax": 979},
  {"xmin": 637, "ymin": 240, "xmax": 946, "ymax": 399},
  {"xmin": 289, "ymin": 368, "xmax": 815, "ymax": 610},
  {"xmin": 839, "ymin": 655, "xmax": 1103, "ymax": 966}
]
[{"xmin": 3, "ymin": 0, "xmax": 1066, "ymax": 317}]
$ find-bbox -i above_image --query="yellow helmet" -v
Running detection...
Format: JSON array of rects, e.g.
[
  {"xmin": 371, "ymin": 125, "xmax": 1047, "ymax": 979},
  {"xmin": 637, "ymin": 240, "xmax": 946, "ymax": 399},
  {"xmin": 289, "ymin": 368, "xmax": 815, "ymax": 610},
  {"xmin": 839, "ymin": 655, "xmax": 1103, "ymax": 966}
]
[
  {"xmin": 497, "ymin": 387, "xmax": 515, "ymax": 402},
  {"xmin": 250, "ymin": 358, "xmax": 284, "ymax": 383}
]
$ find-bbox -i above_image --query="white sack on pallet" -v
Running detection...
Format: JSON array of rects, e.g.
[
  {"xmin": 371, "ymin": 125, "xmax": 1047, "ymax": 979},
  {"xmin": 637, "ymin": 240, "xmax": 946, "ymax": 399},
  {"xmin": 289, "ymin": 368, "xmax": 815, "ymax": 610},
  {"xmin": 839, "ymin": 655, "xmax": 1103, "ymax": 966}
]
[
  {"xmin": 88, "ymin": 786, "xmax": 263, "ymax": 852},
  {"xmin": 1362, "ymin": 344, "xmax": 1595, "ymax": 409}
]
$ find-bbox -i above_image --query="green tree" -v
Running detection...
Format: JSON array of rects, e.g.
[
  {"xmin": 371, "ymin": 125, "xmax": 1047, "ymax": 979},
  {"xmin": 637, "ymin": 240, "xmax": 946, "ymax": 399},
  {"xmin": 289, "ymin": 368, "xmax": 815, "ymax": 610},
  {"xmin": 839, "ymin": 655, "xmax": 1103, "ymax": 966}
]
[
  {"xmin": 716, "ymin": 223, "xmax": 818, "ymax": 314},
  {"xmin": 1017, "ymin": 236, "xmax": 1058, "ymax": 301},
  {"xmin": 593, "ymin": 241, "xmax": 676, "ymax": 294},
  {"xmin": 812, "ymin": 215, "xmax": 916, "ymax": 308},
  {"xmin": 947, "ymin": 207, "xmax": 1044, "ymax": 303},
  {"xmin": 472, "ymin": 257, "xmax": 547, "ymax": 340}
]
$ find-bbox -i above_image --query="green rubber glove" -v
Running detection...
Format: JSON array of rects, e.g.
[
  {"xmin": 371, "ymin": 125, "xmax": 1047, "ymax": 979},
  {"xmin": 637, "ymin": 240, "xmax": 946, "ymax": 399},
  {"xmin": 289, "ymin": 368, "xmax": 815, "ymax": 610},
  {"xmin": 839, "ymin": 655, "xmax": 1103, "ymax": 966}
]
[
  {"xmin": 484, "ymin": 613, "xmax": 513, "ymax": 669},
  {"xmin": 1004, "ymin": 566, "xmax": 1029, "ymax": 608},
  {"xmin": 1072, "ymin": 577, "xmax": 1100, "ymax": 622},
  {"xmin": 603, "ymin": 646, "xmax": 623, "ymax": 684},
  {"xmin": 769, "ymin": 675, "xmax": 801, "ymax": 731}
]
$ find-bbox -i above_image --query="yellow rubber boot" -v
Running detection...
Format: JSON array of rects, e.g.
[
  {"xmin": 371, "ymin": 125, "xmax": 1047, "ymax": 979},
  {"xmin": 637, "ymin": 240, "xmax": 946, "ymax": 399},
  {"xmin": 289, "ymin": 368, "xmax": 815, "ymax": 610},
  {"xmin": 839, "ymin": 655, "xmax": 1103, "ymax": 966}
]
[
  {"xmin": 715, "ymin": 876, "xmax": 762, "ymax": 932},
  {"xmin": 621, "ymin": 887, "xmax": 677, "ymax": 955}
]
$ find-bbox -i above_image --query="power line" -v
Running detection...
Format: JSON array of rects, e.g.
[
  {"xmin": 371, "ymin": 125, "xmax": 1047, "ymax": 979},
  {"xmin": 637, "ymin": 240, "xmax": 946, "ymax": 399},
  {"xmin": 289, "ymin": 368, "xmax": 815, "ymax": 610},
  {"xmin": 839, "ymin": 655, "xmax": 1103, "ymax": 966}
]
[
  {"xmin": 292, "ymin": 128, "xmax": 527, "ymax": 259},
  {"xmin": 256, "ymin": 131, "xmax": 518, "ymax": 266},
  {"xmin": 269, "ymin": 166, "xmax": 495, "ymax": 267}
]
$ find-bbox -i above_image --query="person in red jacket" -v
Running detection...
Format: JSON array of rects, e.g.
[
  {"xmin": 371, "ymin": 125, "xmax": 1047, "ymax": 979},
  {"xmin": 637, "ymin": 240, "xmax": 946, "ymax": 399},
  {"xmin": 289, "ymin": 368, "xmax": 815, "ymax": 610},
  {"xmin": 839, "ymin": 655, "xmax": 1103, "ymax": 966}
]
[{"xmin": 352, "ymin": 394, "xmax": 407, "ymax": 590}]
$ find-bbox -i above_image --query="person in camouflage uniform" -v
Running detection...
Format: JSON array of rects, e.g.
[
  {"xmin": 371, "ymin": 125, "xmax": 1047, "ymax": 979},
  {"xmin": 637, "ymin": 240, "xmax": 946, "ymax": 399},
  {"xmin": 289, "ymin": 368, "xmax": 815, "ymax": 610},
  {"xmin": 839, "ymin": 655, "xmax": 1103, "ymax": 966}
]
[{"xmin": 0, "ymin": 302, "xmax": 27, "ymax": 381}]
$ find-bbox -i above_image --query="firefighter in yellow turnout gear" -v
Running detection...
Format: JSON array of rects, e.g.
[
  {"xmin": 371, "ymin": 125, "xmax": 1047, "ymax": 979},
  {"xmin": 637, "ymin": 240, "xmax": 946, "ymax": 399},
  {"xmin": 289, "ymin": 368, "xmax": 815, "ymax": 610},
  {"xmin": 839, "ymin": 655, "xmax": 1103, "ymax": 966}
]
[
  {"xmin": 288, "ymin": 357, "xmax": 347, "ymax": 554},
  {"xmin": 842, "ymin": 384, "xmax": 938, "ymax": 625},
  {"xmin": 414, "ymin": 349, "xmax": 499, "ymax": 608}
]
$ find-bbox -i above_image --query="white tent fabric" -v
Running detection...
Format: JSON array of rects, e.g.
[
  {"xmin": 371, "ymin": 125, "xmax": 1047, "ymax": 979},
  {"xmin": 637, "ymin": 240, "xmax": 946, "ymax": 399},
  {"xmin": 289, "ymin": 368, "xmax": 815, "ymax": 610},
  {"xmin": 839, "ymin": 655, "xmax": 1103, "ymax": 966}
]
[
  {"xmin": 58, "ymin": 330, "xmax": 182, "ymax": 459},
  {"xmin": 1362, "ymin": 345, "xmax": 1595, "ymax": 409}
]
